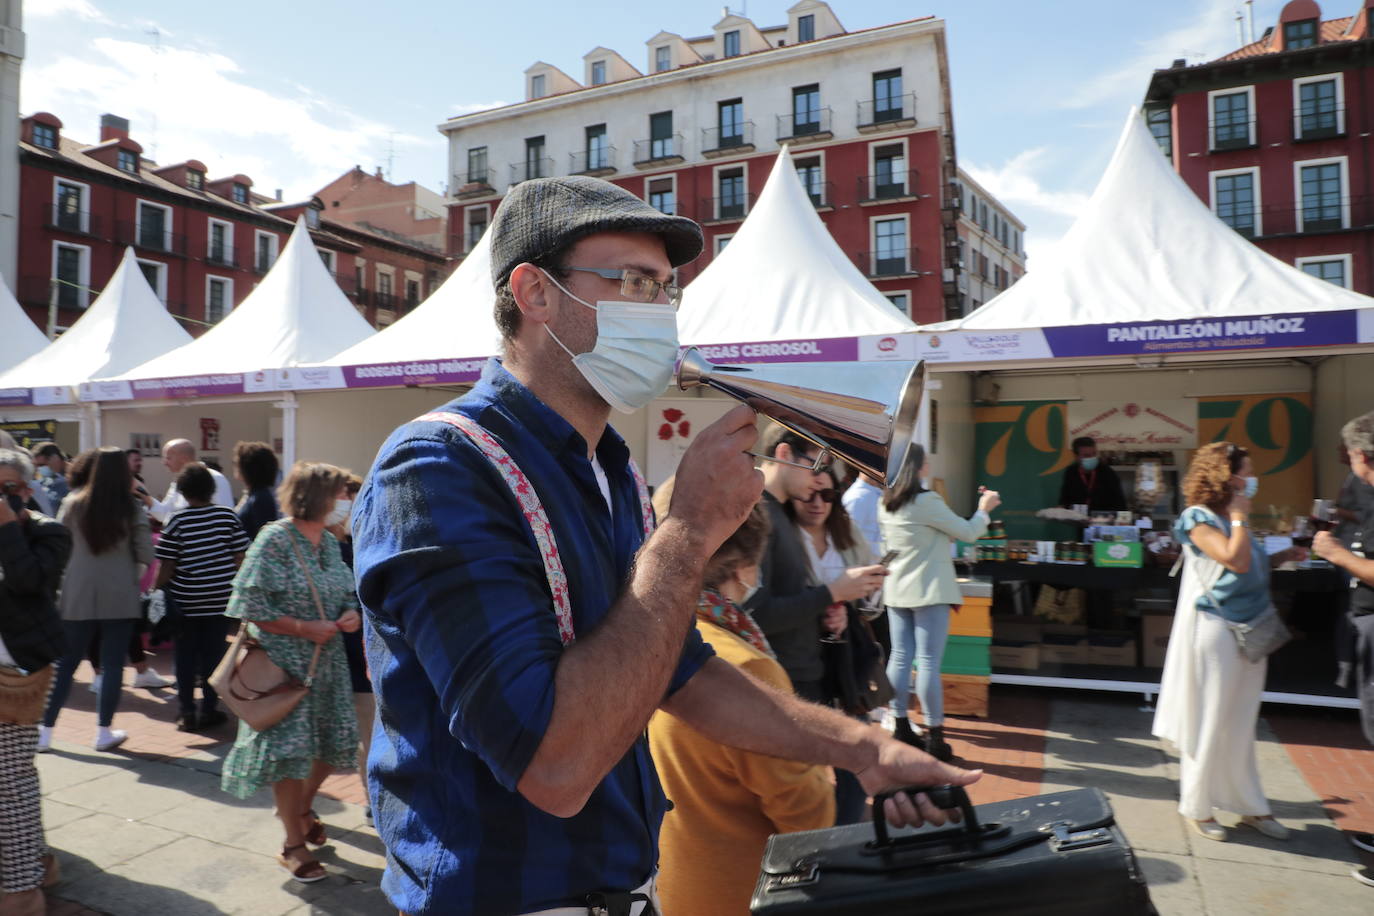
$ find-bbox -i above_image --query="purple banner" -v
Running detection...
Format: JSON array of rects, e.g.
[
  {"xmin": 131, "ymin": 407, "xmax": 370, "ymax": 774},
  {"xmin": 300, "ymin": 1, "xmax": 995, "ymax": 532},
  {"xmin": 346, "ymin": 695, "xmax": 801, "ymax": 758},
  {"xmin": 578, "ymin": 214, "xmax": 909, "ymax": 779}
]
[
  {"xmin": 0, "ymin": 389, "xmax": 32, "ymax": 407},
  {"xmin": 128, "ymin": 375, "xmax": 248, "ymax": 400},
  {"xmin": 684, "ymin": 337, "xmax": 858, "ymax": 364},
  {"xmin": 1043, "ymin": 310, "xmax": 1359, "ymax": 358},
  {"xmin": 343, "ymin": 357, "xmax": 488, "ymax": 389}
]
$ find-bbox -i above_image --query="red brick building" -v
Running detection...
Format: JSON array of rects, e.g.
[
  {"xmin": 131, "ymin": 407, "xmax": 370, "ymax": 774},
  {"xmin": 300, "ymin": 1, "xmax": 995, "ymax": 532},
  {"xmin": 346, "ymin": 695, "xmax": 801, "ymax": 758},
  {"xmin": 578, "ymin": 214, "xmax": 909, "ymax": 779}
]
[
  {"xmin": 1145, "ymin": 0, "xmax": 1374, "ymax": 294},
  {"xmin": 438, "ymin": 3, "xmax": 986, "ymax": 325},
  {"xmin": 315, "ymin": 166, "xmax": 448, "ymax": 253},
  {"xmin": 18, "ymin": 112, "xmax": 448, "ymax": 336}
]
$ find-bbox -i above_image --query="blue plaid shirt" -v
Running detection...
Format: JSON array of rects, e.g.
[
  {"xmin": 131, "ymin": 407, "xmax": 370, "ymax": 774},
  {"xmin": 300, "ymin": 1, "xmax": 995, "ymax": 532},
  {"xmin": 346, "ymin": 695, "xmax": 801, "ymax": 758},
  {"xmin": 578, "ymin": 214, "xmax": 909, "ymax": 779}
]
[{"xmin": 353, "ymin": 359, "xmax": 714, "ymax": 915}]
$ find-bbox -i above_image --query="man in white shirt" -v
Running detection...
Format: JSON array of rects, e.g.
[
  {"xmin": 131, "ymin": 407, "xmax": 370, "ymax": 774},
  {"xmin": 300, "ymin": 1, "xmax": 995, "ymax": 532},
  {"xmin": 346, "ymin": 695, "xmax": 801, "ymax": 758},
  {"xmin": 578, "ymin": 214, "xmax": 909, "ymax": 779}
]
[
  {"xmin": 135, "ymin": 439, "xmax": 233, "ymax": 522},
  {"xmin": 842, "ymin": 471, "xmax": 885, "ymax": 554}
]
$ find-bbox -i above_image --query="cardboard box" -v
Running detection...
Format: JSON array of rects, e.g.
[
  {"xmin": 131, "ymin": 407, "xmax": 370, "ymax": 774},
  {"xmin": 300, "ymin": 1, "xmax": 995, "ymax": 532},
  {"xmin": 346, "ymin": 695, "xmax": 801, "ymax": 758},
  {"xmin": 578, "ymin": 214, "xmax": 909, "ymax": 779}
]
[
  {"xmin": 1039, "ymin": 634, "xmax": 1089, "ymax": 665},
  {"xmin": 909, "ymin": 673, "xmax": 989, "ymax": 718},
  {"xmin": 1087, "ymin": 633, "xmax": 1138, "ymax": 666},
  {"xmin": 991, "ymin": 640, "xmax": 1040, "ymax": 670},
  {"xmin": 993, "ymin": 616, "xmax": 1042, "ymax": 643},
  {"xmin": 1093, "ymin": 541, "xmax": 1144, "ymax": 568},
  {"xmin": 1140, "ymin": 612, "xmax": 1173, "ymax": 667}
]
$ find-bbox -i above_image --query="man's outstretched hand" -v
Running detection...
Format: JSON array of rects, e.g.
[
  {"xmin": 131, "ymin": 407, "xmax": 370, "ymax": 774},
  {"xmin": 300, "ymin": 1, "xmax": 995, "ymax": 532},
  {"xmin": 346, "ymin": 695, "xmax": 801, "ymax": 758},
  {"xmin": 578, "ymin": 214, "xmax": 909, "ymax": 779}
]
[{"xmin": 857, "ymin": 737, "xmax": 983, "ymax": 829}]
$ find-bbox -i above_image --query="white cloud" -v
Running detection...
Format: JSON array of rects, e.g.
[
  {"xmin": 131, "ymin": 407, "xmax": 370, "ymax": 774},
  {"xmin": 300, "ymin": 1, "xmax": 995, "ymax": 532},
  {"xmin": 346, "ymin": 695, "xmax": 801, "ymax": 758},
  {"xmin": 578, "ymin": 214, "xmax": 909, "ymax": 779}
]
[
  {"xmin": 964, "ymin": 148, "xmax": 1091, "ymax": 220},
  {"xmin": 28, "ymin": 0, "xmax": 106, "ymax": 21},
  {"xmin": 22, "ymin": 35, "xmax": 429, "ymax": 198},
  {"xmin": 1059, "ymin": 0, "xmax": 1241, "ymax": 110}
]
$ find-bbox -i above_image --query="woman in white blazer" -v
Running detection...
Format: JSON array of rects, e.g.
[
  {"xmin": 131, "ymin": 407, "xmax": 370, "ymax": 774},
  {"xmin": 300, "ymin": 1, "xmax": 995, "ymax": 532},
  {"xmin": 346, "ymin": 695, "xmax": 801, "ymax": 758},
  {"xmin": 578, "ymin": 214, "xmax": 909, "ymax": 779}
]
[{"xmin": 878, "ymin": 445, "xmax": 999, "ymax": 760}]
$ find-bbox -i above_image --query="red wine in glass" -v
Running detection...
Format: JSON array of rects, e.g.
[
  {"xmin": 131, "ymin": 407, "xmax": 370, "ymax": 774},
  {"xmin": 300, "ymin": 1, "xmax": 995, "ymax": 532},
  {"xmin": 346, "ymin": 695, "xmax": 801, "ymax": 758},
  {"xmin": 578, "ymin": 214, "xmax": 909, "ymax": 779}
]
[{"xmin": 1311, "ymin": 499, "xmax": 1337, "ymax": 533}]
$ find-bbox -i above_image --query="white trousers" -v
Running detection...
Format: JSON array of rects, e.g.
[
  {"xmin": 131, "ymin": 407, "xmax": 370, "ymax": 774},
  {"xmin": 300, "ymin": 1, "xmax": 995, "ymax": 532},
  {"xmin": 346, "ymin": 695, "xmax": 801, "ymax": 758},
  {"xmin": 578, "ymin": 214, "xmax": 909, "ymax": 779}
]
[{"xmin": 1177, "ymin": 610, "xmax": 1270, "ymax": 821}]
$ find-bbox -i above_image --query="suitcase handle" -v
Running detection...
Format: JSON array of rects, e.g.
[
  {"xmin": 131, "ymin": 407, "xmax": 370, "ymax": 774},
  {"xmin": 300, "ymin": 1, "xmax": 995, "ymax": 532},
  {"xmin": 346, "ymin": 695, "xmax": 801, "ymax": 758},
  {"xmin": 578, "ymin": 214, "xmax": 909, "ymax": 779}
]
[{"xmin": 871, "ymin": 784, "xmax": 981, "ymax": 848}]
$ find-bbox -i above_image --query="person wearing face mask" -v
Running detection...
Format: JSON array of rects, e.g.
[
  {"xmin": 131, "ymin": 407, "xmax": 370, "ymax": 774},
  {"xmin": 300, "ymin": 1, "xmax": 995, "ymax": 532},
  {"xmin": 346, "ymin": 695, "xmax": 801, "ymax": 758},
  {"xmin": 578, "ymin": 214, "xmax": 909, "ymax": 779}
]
[
  {"xmin": 153, "ymin": 463, "xmax": 250, "ymax": 732},
  {"xmin": 647, "ymin": 486, "xmax": 835, "ymax": 915},
  {"xmin": 1153, "ymin": 442, "xmax": 1307, "ymax": 845},
  {"xmin": 351, "ymin": 176, "xmax": 975, "ymax": 916},
  {"xmin": 1058, "ymin": 436, "xmax": 1127, "ymax": 512}
]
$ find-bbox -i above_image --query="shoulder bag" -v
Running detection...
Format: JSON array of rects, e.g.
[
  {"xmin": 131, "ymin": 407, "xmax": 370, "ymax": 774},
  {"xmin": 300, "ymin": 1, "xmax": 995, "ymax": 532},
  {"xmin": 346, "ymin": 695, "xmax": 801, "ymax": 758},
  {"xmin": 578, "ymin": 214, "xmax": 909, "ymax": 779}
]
[
  {"xmin": 209, "ymin": 522, "xmax": 329, "ymax": 731},
  {"xmin": 1179, "ymin": 506, "xmax": 1291, "ymax": 662}
]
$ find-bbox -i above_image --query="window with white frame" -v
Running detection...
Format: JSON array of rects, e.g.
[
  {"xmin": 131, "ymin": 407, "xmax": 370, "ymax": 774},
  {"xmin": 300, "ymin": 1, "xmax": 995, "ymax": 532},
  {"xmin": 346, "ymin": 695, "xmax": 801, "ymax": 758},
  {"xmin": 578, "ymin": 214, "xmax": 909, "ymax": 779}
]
[
  {"xmin": 206, "ymin": 276, "xmax": 233, "ymax": 324},
  {"xmin": 1211, "ymin": 168, "xmax": 1260, "ymax": 237},
  {"xmin": 723, "ymin": 30, "xmax": 740, "ymax": 58},
  {"xmin": 795, "ymin": 155, "xmax": 824, "ymax": 206},
  {"xmin": 54, "ymin": 179, "xmax": 88, "ymax": 233},
  {"xmin": 530, "ymin": 74, "xmax": 546, "ymax": 98},
  {"xmin": 717, "ymin": 166, "xmax": 746, "ymax": 219},
  {"xmin": 1295, "ymin": 74, "xmax": 1342, "ymax": 140},
  {"xmin": 715, "ymin": 234, "xmax": 733, "ymax": 255},
  {"xmin": 319, "ymin": 249, "xmax": 335, "ymax": 275},
  {"xmin": 655, "ymin": 45, "xmax": 671, "ymax": 72},
  {"xmin": 1210, "ymin": 87, "xmax": 1254, "ymax": 150},
  {"xmin": 255, "ymin": 231, "xmax": 279, "ymax": 272},
  {"xmin": 466, "ymin": 206, "xmax": 489, "ymax": 253},
  {"xmin": 591, "ymin": 60, "xmax": 606, "ymax": 85},
  {"xmin": 377, "ymin": 269, "xmax": 395, "ymax": 307},
  {"xmin": 208, "ymin": 219, "xmax": 233, "ymax": 265},
  {"xmin": 1297, "ymin": 255, "xmax": 1351, "ymax": 288},
  {"xmin": 136, "ymin": 258, "xmax": 167, "ymax": 303},
  {"xmin": 885, "ymin": 292, "xmax": 910, "ymax": 315},
  {"xmin": 648, "ymin": 176, "xmax": 675, "ymax": 215},
  {"xmin": 52, "ymin": 242, "xmax": 90, "ymax": 309},
  {"xmin": 117, "ymin": 148, "xmax": 139, "ymax": 173},
  {"xmin": 1298, "ymin": 158, "xmax": 1347, "ymax": 231},
  {"xmin": 136, "ymin": 201, "xmax": 172, "ymax": 252},
  {"xmin": 872, "ymin": 217, "xmax": 908, "ymax": 275}
]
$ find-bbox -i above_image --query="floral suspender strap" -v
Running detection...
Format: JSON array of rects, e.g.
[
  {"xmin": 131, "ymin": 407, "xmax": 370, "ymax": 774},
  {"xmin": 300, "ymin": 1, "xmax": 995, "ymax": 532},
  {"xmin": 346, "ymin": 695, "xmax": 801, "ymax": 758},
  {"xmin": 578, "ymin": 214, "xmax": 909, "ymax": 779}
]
[{"xmin": 417, "ymin": 412, "xmax": 655, "ymax": 647}]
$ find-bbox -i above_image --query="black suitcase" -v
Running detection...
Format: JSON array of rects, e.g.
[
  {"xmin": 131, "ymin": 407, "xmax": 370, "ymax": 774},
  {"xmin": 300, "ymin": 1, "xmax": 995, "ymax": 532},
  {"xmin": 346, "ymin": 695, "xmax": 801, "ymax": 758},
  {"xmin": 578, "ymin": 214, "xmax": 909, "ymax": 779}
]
[{"xmin": 750, "ymin": 785, "xmax": 1155, "ymax": 915}]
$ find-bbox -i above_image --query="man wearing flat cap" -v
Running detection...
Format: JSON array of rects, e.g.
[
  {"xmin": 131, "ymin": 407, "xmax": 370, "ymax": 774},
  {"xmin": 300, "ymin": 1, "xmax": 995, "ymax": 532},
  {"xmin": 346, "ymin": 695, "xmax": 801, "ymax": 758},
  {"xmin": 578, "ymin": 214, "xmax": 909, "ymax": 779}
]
[{"xmin": 354, "ymin": 177, "xmax": 976, "ymax": 916}]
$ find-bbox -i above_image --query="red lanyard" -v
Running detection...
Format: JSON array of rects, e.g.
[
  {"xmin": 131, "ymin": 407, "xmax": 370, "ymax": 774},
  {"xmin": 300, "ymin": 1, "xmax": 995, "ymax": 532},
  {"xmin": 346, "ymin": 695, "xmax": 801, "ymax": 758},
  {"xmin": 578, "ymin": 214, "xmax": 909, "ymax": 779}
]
[{"xmin": 1078, "ymin": 468, "xmax": 1097, "ymax": 494}]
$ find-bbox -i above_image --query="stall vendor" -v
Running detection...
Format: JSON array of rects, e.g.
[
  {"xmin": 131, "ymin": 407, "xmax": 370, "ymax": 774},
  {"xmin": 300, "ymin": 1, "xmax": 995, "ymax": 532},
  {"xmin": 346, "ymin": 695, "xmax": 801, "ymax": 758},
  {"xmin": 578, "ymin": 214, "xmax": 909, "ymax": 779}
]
[{"xmin": 1058, "ymin": 437, "xmax": 1127, "ymax": 512}]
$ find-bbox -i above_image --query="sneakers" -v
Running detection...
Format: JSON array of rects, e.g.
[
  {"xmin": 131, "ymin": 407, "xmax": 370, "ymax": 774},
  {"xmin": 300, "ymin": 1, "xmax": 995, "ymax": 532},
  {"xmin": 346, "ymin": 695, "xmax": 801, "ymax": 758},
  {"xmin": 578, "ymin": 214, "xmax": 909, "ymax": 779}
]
[
  {"xmin": 94, "ymin": 727, "xmax": 127, "ymax": 752},
  {"xmin": 1350, "ymin": 832, "xmax": 1374, "ymax": 854},
  {"xmin": 133, "ymin": 668, "xmax": 173, "ymax": 689},
  {"xmin": 1239, "ymin": 815, "xmax": 1291, "ymax": 841},
  {"xmin": 1189, "ymin": 818, "xmax": 1228, "ymax": 842},
  {"xmin": 36, "ymin": 725, "xmax": 52, "ymax": 753},
  {"xmin": 1354, "ymin": 866, "xmax": 1374, "ymax": 888}
]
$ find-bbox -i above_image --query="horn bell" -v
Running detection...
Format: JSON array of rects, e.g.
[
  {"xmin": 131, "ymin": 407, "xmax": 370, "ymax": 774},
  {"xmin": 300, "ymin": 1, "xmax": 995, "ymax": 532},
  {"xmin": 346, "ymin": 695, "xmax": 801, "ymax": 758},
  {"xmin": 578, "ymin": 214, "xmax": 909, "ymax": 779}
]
[{"xmin": 676, "ymin": 347, "xmax": 924, "ymax": 486}]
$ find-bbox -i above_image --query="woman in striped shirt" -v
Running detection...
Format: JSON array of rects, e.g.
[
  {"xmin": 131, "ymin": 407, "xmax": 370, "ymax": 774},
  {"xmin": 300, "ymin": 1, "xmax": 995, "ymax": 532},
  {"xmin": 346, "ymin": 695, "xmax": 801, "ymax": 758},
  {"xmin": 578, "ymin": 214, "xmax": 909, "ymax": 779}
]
[{"xmin": 154, "ymin": 463, "xmax": 250, "ymax": 732}]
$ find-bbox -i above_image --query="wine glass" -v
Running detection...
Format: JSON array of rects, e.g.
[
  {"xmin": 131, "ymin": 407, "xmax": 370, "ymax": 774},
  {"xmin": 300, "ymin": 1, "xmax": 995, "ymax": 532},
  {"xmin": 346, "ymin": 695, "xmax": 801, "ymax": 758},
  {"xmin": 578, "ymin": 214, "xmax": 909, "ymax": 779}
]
[
  {"xmin": 1290, "ymin": 515, "xmax": 1313, "ymax": 548},
  {"xmin": 1311, "ymin": 499, "xmax": 1337, "ymax": 533}
]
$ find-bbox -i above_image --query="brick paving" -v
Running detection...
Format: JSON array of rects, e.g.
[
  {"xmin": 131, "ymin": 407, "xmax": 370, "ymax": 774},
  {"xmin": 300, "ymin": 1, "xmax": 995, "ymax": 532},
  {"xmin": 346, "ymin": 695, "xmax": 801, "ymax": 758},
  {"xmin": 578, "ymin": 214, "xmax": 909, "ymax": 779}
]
[{"xmin": 26, "ymin": 663, "xmax": 1374, "ymax": 913}]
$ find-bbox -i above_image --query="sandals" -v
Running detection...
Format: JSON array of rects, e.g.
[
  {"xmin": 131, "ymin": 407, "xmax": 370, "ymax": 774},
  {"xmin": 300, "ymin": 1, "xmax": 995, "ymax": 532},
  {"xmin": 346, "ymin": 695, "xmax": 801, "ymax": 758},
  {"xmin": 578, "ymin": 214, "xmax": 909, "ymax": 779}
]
[
  {"xmin": 277, "ymin": 843, "xmax": 327, "ymax": 884},
  {"xmin": 302, "ymin": 809, "xmax": 327, "ymax": 846}
]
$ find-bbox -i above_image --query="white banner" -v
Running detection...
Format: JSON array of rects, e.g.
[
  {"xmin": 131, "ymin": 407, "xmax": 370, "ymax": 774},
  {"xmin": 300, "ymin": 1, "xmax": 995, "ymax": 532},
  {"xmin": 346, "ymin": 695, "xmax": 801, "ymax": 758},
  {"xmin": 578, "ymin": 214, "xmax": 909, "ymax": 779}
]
[
  {"xmin": 283, "ymin": 367, "xmax": 347, "ymax": 391},
  {"xmin": 1359, "ymin": 308, "xmax": 1374, "ymax": 344},
  {"xmin": 913, "ymin": 329, "xmax": 1054, "ymax": 364},
  {"xmin": 857, "ymin": 332, "xmax": 919, "ymax": 361},
  {"xmin": 1067, "ymin": 399, "xmax": 1197, "ymax": 451},
  {"xmin": 30, "ymin": 386, "xmax": 72, "ymax": 406},
  {"xmin": 243, "ymin": 370, "xmax": 286, "ymax": 393},
  {"xmin": 78, "ymin": 380, "xmax": 134, "ymax": 402}
]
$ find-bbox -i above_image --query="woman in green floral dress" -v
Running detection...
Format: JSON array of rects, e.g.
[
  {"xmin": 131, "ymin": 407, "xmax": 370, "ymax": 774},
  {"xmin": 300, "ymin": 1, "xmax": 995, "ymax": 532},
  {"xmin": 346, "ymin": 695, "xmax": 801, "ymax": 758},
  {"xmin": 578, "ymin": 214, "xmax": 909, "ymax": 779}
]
[{"xmin": 220, "ymin": 462, "xmax": 360, "ymax": 884}]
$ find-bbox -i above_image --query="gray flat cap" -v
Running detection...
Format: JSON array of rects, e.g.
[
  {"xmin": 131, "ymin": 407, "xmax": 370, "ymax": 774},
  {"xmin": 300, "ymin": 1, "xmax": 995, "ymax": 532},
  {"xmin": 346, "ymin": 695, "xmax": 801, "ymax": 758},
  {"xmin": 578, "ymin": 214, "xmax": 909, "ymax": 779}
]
[{"xmin": 489, "ymin": 176, "xmax": 703, "ymax": 285}]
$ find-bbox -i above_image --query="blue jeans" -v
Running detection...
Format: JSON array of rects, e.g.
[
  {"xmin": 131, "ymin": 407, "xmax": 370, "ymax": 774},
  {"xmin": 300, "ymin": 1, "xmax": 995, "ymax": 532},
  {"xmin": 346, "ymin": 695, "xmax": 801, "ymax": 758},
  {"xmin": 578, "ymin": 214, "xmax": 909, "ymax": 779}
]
[
  {"xmin": 885, "ymin": 605, "xmax": 951, "ymax": 726},
  {"xmin": 44, "ymin": 618, "xmax": 138, "ymax": 728}
]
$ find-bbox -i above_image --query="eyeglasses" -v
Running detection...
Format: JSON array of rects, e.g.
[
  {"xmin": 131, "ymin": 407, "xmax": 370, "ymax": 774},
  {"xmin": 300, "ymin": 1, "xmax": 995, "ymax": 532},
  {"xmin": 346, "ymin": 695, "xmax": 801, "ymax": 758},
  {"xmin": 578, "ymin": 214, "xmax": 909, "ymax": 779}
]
[
  {"xmin": 802, "ymin": 488, "xmax": 837, "ymax": 504},
  {"xmin": 563, "ymin": 266, "xmax": 683, "ymax": 308}
]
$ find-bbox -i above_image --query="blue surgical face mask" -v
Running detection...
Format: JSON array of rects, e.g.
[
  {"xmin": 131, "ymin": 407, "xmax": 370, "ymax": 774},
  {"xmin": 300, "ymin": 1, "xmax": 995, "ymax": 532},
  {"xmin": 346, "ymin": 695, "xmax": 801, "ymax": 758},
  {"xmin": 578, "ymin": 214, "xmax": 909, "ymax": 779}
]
[
  {"xmin": 36, "ymin": 466, "xmax": 53, "ymax": 479},
  {"xmin": 1080, "ymin": 456, "xmax": 1099, "ymax": 471},
  {"xmin": 1243, "ymin": 476, "xmax": 1259, "ymax": 499},
  {"xmin": 543, "ymin": 271, "xmax": 679, "ymax": 414}
]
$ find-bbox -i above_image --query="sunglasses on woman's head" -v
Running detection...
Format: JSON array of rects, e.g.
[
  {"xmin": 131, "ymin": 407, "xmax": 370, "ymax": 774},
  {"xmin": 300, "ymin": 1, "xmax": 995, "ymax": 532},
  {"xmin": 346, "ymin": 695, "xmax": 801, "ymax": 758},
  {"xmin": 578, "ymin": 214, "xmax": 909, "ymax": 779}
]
[{"xmin": 802, "ymin": 488, "xmax": 837, "ymax": 504}]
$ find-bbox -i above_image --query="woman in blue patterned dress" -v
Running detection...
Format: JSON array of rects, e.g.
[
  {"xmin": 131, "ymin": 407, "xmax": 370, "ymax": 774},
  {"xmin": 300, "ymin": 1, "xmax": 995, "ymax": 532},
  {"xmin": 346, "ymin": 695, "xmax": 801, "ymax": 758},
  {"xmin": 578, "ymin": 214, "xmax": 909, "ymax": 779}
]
[{"xmin": 220, "ymin": 462, "xmax": 360, "ymax": 884}]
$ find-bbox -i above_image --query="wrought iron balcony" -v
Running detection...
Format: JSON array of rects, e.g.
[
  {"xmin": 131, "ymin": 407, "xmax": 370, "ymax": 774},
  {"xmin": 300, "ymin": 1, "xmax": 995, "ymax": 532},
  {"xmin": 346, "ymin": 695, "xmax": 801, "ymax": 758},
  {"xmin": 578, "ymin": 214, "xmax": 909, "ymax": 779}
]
[
  {"xmin": 857, "ymin": 93, "xmax": 917, "ymax": 132},
  {"xmin": 799, "ymin": 180, "xmax": 835, "ymax": 209},
  {"xmin": 1208, "ymin": 116, "xmax": 1257, "ymax": 152},
  {"xmin": 699, "ymin": 192, "xmax": 757, "ymax": 223},
  {"xmin": 510, "ymin": 158, "xmax": 555, "ymax": 185},
  {"xmin": 454, "ymin": 169, "xmax": 497, "ymax": 198},
  {"xmin": 857, "ymin": 168, "xmax": 919, "ymax": 204},
  {"xmin": 776, "ymin": 108, "xmax": 833, "ymax": 143},
  {"xmin": 44, "ymin": 203, "xmax": 100, "ymax": 237},
  {"xmin": 205, "ymin": 245, "xmax": 241, "ymax": 269},
  {"xmin": 701, "ymin": 122, "xmax": 756, "ymax": 157},
  {"xmin": 570, "ymin": 146, "xmax": 617, "ymax": 176},
  {"xmin": 1294, "ymin": 104, "xmax": 1345, "ymax": 141},
  {"xmin": 115, "ymin": 220, "xmax": 187, "ymax": 257},
  {"xmin": 855, "ymin": 246, "xmax": 920, "ymax": 279},
  {"xmin": 633, "ymin": 134, "xmax": 685, "ymax": 167}
]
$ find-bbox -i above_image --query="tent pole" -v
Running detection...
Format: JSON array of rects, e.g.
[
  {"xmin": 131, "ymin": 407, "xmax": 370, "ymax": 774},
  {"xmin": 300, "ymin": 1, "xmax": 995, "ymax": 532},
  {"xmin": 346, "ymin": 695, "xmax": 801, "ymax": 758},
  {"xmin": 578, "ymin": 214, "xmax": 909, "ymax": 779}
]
[
  {"xmin": 280, "ymin": 392, "xmax": 298, "ymax": 469},
  {"xmin": 89, "ymin": 402, "xmax": 102, "ymax": 452}
]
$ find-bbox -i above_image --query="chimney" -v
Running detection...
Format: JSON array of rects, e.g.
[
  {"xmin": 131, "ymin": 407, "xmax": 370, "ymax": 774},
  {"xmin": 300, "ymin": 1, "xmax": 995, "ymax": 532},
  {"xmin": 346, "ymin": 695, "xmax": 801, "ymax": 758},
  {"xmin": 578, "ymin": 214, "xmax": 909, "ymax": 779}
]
[
  {"xmin": 375, "ymin": 166, "xmax": 384, "ymax": 179},
  {"xmin": 275, "ymin": 188, "xmax": 283, "ymax": 201},
  {"xmin": 99, "ymin": 113, "xmax": 130, "ymax": 142}
]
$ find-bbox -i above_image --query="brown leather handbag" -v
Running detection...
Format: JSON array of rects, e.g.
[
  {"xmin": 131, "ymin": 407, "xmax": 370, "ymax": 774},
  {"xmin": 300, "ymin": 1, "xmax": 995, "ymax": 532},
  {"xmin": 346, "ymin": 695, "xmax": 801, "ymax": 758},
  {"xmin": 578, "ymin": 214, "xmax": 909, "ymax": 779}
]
[
  {"xmin": 209, "ymin": 523, "xmax": 328, "ymax": 731},
  {"xmin": 0, "ymin": 664, "xmax": 55, "ymax": 726}
]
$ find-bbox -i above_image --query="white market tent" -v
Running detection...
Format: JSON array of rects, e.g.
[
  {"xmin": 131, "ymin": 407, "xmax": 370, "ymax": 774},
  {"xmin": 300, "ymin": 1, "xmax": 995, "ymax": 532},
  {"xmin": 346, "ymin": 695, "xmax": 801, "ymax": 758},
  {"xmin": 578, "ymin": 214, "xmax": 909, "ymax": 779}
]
[
  {"xmin": 0, "ymin": 247, "xmax": 192, "ymax": 391},
  {"xmin": 930, "ymin": 107, "xmax": 1374, "ymax": 335},
  {"xmin": 322, "ymin": 229, "xmax": 497, "ymax": 369},
  {"xmin": 112, "ymin": 216, "xmax": 376, "ymax": 382},
  {"xmin": 0, "ymin": 274, "xmax": 48, "ymax": 373},
  {"xmin": 677, "ymin": 147, "xmax": 917, "ymax": 347}
]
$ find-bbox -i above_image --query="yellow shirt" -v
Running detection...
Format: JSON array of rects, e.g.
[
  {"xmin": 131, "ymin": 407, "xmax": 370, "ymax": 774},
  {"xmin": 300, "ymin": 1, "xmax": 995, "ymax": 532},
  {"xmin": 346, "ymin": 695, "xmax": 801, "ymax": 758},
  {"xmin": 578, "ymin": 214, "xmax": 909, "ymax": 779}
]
[{"xmin": 649, "ymin": 619, "xmax": 836, "ymax": 915}]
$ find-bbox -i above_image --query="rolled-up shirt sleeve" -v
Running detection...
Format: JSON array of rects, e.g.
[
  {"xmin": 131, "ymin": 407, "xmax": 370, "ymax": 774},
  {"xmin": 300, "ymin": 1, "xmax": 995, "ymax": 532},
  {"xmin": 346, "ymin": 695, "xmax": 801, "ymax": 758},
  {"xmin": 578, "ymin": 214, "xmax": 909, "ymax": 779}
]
[{"xmin": 356, "ymin": 432, "xmax": 568, "ymax": 793}]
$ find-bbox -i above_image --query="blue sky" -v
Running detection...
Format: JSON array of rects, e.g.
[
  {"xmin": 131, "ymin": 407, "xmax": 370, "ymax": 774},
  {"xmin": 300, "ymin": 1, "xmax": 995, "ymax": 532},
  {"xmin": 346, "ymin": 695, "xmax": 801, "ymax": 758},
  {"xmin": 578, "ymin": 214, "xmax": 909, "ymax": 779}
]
[{"xmin": 25, "ymin": 0, "xmax": 1290, "ymax": 262}]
